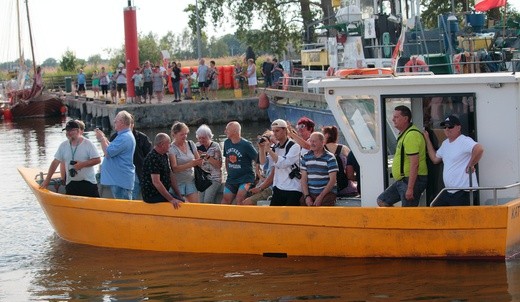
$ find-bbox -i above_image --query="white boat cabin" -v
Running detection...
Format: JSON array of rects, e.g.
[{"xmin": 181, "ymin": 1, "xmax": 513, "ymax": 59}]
[{"xmin": 309, "ymin": 72, "xmax": 520, "ymax": 207}]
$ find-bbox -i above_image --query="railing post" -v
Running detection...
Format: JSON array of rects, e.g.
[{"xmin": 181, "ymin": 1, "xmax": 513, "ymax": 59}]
[{"xmin": 469, "ymin": 170, "xmax": 474, "ymax": 206}]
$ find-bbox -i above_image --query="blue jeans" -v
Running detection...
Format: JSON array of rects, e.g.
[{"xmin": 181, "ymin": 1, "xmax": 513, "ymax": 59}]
[
  {"xmin": 132, "ymin": 178, "xmax": 141, "ymax": 200},
  {"xmin": 377, "ymin": 176, "xmax": 428, "ymax": 207},
  {"xmin": 173, "ymin": 81, "xmax": 181, "ymax": 100},
  {"xmin": 110, "ymin": 185, "xmax": 133, "ymax": 200}
]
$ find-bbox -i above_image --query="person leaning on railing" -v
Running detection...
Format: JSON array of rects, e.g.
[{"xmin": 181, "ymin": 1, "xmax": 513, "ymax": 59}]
[{"xmin": 423, "ymin": 115, "xmax": 484, "ymax": 206}]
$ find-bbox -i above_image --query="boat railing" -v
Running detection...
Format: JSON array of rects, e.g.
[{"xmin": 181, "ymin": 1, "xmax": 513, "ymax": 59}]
[{"xmin": 429, "ymin": 181, "xmax": 520, "ymax": 207}]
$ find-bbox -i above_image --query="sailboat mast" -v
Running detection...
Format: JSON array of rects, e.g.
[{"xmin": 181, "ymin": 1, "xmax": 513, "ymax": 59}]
[
  {"xmin": 25, "ymin": 0, "xmax": 37, "ymax": 75},
  {"xmin": 16, "ymin": 0, "xmax": 23, "ymax": 67}
]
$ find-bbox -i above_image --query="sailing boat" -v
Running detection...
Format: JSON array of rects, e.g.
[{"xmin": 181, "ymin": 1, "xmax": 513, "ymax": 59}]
[{"xmin": 4, "ymin": 0, "xmax": 63, "ymax": 119}]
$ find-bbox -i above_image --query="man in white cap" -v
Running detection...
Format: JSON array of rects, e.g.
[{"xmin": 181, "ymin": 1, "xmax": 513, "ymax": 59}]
[
  {"xmin": 424, "ymin": 115, "xmax": 484, "ymax": 206},
  {"xmin": 259, "ymin": 119, "xmax": 302, "ymax": 206}
]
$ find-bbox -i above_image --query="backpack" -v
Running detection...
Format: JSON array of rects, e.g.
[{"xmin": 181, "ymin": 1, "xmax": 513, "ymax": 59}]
[
  {"xmin": 331, "ymin": 145, "xmax": 349, "ymax": 191},
  {"xmin": 324, "ymin": 144, "xmax": 351, "ymax": 192}
]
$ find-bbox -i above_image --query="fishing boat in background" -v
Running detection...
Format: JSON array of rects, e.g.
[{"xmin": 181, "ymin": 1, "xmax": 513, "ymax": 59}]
[
  {"xmin": 1, "ymin": 0, "xmax": 63, "ymax": 119},
  {"xmin": 263, "ymin": 0, "xmax": 518, "ymax": 129}
]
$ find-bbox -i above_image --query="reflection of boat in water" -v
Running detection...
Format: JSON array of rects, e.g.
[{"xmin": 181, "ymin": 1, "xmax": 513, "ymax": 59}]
[
  {"xmin": 2, "ymin": 0, "xmax": 63, "ymax": 119},
  {"xmin": 28, "ymin": 235, "xmax": 520, "ymax": 300}
]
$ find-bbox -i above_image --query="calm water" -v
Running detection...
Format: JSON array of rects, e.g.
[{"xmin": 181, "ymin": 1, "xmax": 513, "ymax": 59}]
[{"xmin": 1, "ymin": 117, "xmax": 520, "ymax": 301}]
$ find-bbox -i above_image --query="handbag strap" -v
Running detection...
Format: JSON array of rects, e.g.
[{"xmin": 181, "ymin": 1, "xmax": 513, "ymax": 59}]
[{"xmin": 187, "ymin": 140, "xmax": 196, "ymax": 156}]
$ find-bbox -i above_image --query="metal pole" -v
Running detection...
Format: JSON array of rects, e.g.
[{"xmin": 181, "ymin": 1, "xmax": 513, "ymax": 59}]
[
  {"xmin": 469, "ymin": 170, "xmax": 474, "ymax": 206},
  {"xmin": 196, "ymin": 0, "xmax": 202, "ymax": 59}
]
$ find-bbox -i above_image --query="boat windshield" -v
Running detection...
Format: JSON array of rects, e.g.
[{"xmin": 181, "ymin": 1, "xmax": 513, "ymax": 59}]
[{"xmin": 338, "ymin": 97, "xmax": 377, "ymax": 151}]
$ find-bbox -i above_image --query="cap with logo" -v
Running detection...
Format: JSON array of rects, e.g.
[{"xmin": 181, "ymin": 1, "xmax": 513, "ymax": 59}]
[{"xmin": 440, "ymin": 115, "xmax": 461, "ymax": 127}]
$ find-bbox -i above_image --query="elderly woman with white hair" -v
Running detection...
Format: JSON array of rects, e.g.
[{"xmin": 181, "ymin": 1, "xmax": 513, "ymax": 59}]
[{"xmin": 195, "ymin": 124, "xmax": 223, "ymax": 203}]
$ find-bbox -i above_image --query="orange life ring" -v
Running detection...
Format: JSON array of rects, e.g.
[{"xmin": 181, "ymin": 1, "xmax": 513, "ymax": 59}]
[
  {"xmin": 453, "ymin": 53, "xmax": 462, "ymax": 74},
  {"xmin": 334, "ymin": 68, "xmax": 393, "ymax": 77},
  {"xmin": 326, "ymin": 66, "xmax": 335, "ymax": 76},
  {"xmin": 282, "ymin": 72, "xmax": 289, "ymax": 90}
]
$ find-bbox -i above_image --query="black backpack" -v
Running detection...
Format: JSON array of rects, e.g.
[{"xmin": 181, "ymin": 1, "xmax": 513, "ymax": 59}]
[{"xmin": 325, "ymin": 145, "xmax": 349, "ymax": 191}]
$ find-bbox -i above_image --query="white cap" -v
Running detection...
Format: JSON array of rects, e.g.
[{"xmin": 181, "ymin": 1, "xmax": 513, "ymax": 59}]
[{"xmin": 271, "ymin": 119, "xmax": 287, "ymax": 128}]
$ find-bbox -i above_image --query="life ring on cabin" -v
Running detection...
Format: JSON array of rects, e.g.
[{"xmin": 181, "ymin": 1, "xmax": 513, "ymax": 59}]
[
  {"xmin": 282, "ymin": 72, "xmax": 289, "ymax": 91},
  {"xmin": 334, "ymin": 68, "xmax": 393, "ymax": 77},
  {"xmin": 326, "ymin": 66, "xmax": 335, "ymax": 76},
  {"xmin": 453, "ymin": 53, "xmax": 471, "ymax": 74},
  {"xmin": 404, "ymin": 56, "xmax": 429, "ymax": 73}
]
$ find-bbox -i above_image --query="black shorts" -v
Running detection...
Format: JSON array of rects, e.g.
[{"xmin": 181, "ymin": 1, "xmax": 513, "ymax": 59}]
[
  {"xmin": 117, "ymin": 83, "xmax": 127, "ymax": 93},
  {"xmin": 66, "ymin": 180, "xmax": 99, "ymax": 197},
  {"xmin": 77, "ymin": 84, "xmax": 86, "ymax": 92},
  {"xmin": 198, "ymin": 81, "xmax": 208, "ymax": 88}
]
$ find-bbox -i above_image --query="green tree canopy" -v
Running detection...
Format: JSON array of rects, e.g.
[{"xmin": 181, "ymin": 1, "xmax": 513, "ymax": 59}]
[
  {"xmin": 187, "ymin": 0, "xmax": 335, "ymax": 57},
  {"xmin": 60, "ymin": 50, "xmax": 77, "ymax": 72},
  {"xmin": 41, "ymin": 58, "xmax": 58, "ymax": 68}
]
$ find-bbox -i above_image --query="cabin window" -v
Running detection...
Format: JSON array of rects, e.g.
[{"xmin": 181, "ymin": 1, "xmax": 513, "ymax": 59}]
[{"xmin": 338, "ymin": 97, "xmax": 378, "ymax": 151}]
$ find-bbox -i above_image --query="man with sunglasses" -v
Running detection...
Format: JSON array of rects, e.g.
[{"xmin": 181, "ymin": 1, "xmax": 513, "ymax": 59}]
[{"xmin": 424, "ymin": 115, "xmax": 484, "ymax": 206}]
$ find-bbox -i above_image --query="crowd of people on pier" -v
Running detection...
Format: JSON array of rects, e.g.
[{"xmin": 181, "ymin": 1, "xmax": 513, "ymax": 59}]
[
  {"xmin": 74, "ymin": 56, "xmax": 287, "ymax": 104},
  {"xmin": 40, "ymin": 105, "xmax": 483, "ymax": 208}
]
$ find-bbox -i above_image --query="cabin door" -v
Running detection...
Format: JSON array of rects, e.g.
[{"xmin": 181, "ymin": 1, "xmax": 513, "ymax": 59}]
[{"xmin": 382, "ymin": 93, "xmax": 478, "ymax": 206}]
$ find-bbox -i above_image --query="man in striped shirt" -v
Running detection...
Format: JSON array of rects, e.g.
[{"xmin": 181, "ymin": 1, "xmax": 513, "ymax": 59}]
[{"xmin": 300, "ymin": 132, "xmax": 339, "ymax": 206}]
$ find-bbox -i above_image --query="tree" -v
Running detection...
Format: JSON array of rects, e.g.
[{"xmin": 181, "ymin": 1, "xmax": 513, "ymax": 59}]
[
  {"xmin": 87, "ymin": 54, "xmax": 103, "ymax": 67},
  {"xmin": 220, "ymin": 34, "xmax": 246, "ymax": 56},
  {"xmin": 420, "ymin": 0, "xmax": 519, "ymax": 29},
  {"xmin": 187, "ymin": 0, "xmax": 335, "ymax": 56},
  {"xmin": 208, "ymin": 37, "xmax": 229, "ymax": 58},
  {"xmin": 41, "ymin": 58, "xmax": 58, "ymax": 68},
  {"xmin": 60, "ymin": 49, "xmax": 77, "ymax": 72}
]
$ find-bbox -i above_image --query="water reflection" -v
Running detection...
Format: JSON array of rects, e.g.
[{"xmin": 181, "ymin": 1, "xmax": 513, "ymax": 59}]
[
  {"xmin": 27, "ymin": 235, "xmax": 520, "ymax": 301},
  {"xmin": 9, "ymin": 117, "xmax": 65, "ymax": 166}
]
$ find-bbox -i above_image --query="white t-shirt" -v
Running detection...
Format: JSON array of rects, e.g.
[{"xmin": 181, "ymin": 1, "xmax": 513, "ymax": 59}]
[
  {"xmin": 272, "ymin": 139, "xmax": 302, "ymax": 192},
  {"xmin": 55, "ymin": 138, "xmax": 100, "ymax": 185},
  {"xmin": 436, "ymin": 134, "xmax": 478, "ymax": 192}
]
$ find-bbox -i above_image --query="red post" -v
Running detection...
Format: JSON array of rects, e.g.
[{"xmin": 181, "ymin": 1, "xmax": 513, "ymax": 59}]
[{"xmin": 124, "ymin": 5, "xmax": 139, "ymax": 98}]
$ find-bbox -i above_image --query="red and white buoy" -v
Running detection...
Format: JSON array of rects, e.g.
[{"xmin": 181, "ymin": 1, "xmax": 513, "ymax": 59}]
[{"xmin": 258, "ymin": 92, "xmax": 269, "ymax": 109}]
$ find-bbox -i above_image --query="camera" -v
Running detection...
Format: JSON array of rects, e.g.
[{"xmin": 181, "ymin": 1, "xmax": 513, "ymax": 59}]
[
  {"xmin": 258, "ymin": 135, "xmax": 269, "ymax": 144},
  {"xmin": 288, "ymin": 164, "xmax": 301, "ymax": 179},
  {"xmin": 69, "ymin": 160, "xmax": 77, "ymax": 177}
]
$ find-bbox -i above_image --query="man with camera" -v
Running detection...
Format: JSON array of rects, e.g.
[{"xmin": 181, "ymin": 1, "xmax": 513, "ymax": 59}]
[
  {"xmin": 261, "ymin": 119, "xmax": 302, "ymax": 206},
  {"xmin": 40, "ymin": 120, "xmax": 101, "ymax": 197},
  {"xmin": 300, "ymin": 132, "xmax": 338, "ymax": 206}
]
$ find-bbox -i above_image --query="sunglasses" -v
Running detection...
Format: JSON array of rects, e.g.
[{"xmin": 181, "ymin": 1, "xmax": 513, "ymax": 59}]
[
  {"xmin": 296, "ymin": 124, "xmax": 306, "ymax": 130},
  {"xmin": 444, "ymin": 125, "xmax": 455, "ymax": 129}
]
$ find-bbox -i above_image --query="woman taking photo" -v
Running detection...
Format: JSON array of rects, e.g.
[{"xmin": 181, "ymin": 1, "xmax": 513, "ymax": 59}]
[
  {"xmin": 195, "ymin": 125, "xmax": 222, "ymax": 203},
  {"xmin": 169, "ymin": 122, "xmax": 204, "ymax": 202}
]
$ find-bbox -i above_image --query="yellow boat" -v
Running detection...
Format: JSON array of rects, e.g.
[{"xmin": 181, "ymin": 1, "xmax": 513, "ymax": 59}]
[
  {"xmin": 20, "ymin": 73, "xmax": 520, "ymax": 259},
  {"xmin": 18, "ymin": 166, "xmax": 520, "ymax": 259}
]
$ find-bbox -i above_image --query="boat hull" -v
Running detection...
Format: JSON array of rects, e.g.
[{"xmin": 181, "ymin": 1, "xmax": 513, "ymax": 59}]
[
  {"xmin": 19, "ymin": 167, "xmax": 520, "ymax": 259},
  {"xmin": 267, "ymin": 99, "xmax": 337, "ymax": 130},
  {"xmin": 10, "ymin": 92, "xmax": 63, "ymax": 118}
]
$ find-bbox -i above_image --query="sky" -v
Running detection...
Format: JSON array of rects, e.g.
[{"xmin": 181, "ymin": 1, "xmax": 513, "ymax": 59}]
[{"xmin": 1, "ymin": 0, "xmax": 230, "ymax": 64}]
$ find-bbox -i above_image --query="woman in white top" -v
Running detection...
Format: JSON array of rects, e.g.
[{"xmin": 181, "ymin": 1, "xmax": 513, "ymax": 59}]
[
  {"xmin": 195, "ymin": 124, "xmax": 223, "ymax": 203},
  {"xmin": 246, "ymin": 58, "xmax": 257, "ymax": 97},
  {"xmin": 169, "ymin": 122, "xmax": 204, "ymax": 202}
]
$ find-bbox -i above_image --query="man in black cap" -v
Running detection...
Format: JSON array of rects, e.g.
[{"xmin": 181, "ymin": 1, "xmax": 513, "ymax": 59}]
[
  {"xmin": 423, "ymin": 115, "xmax": 484, "ymax": 206},
  {"xmin": 40, "ymin": 120, "xmax": 101, "ymax": 197}
]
